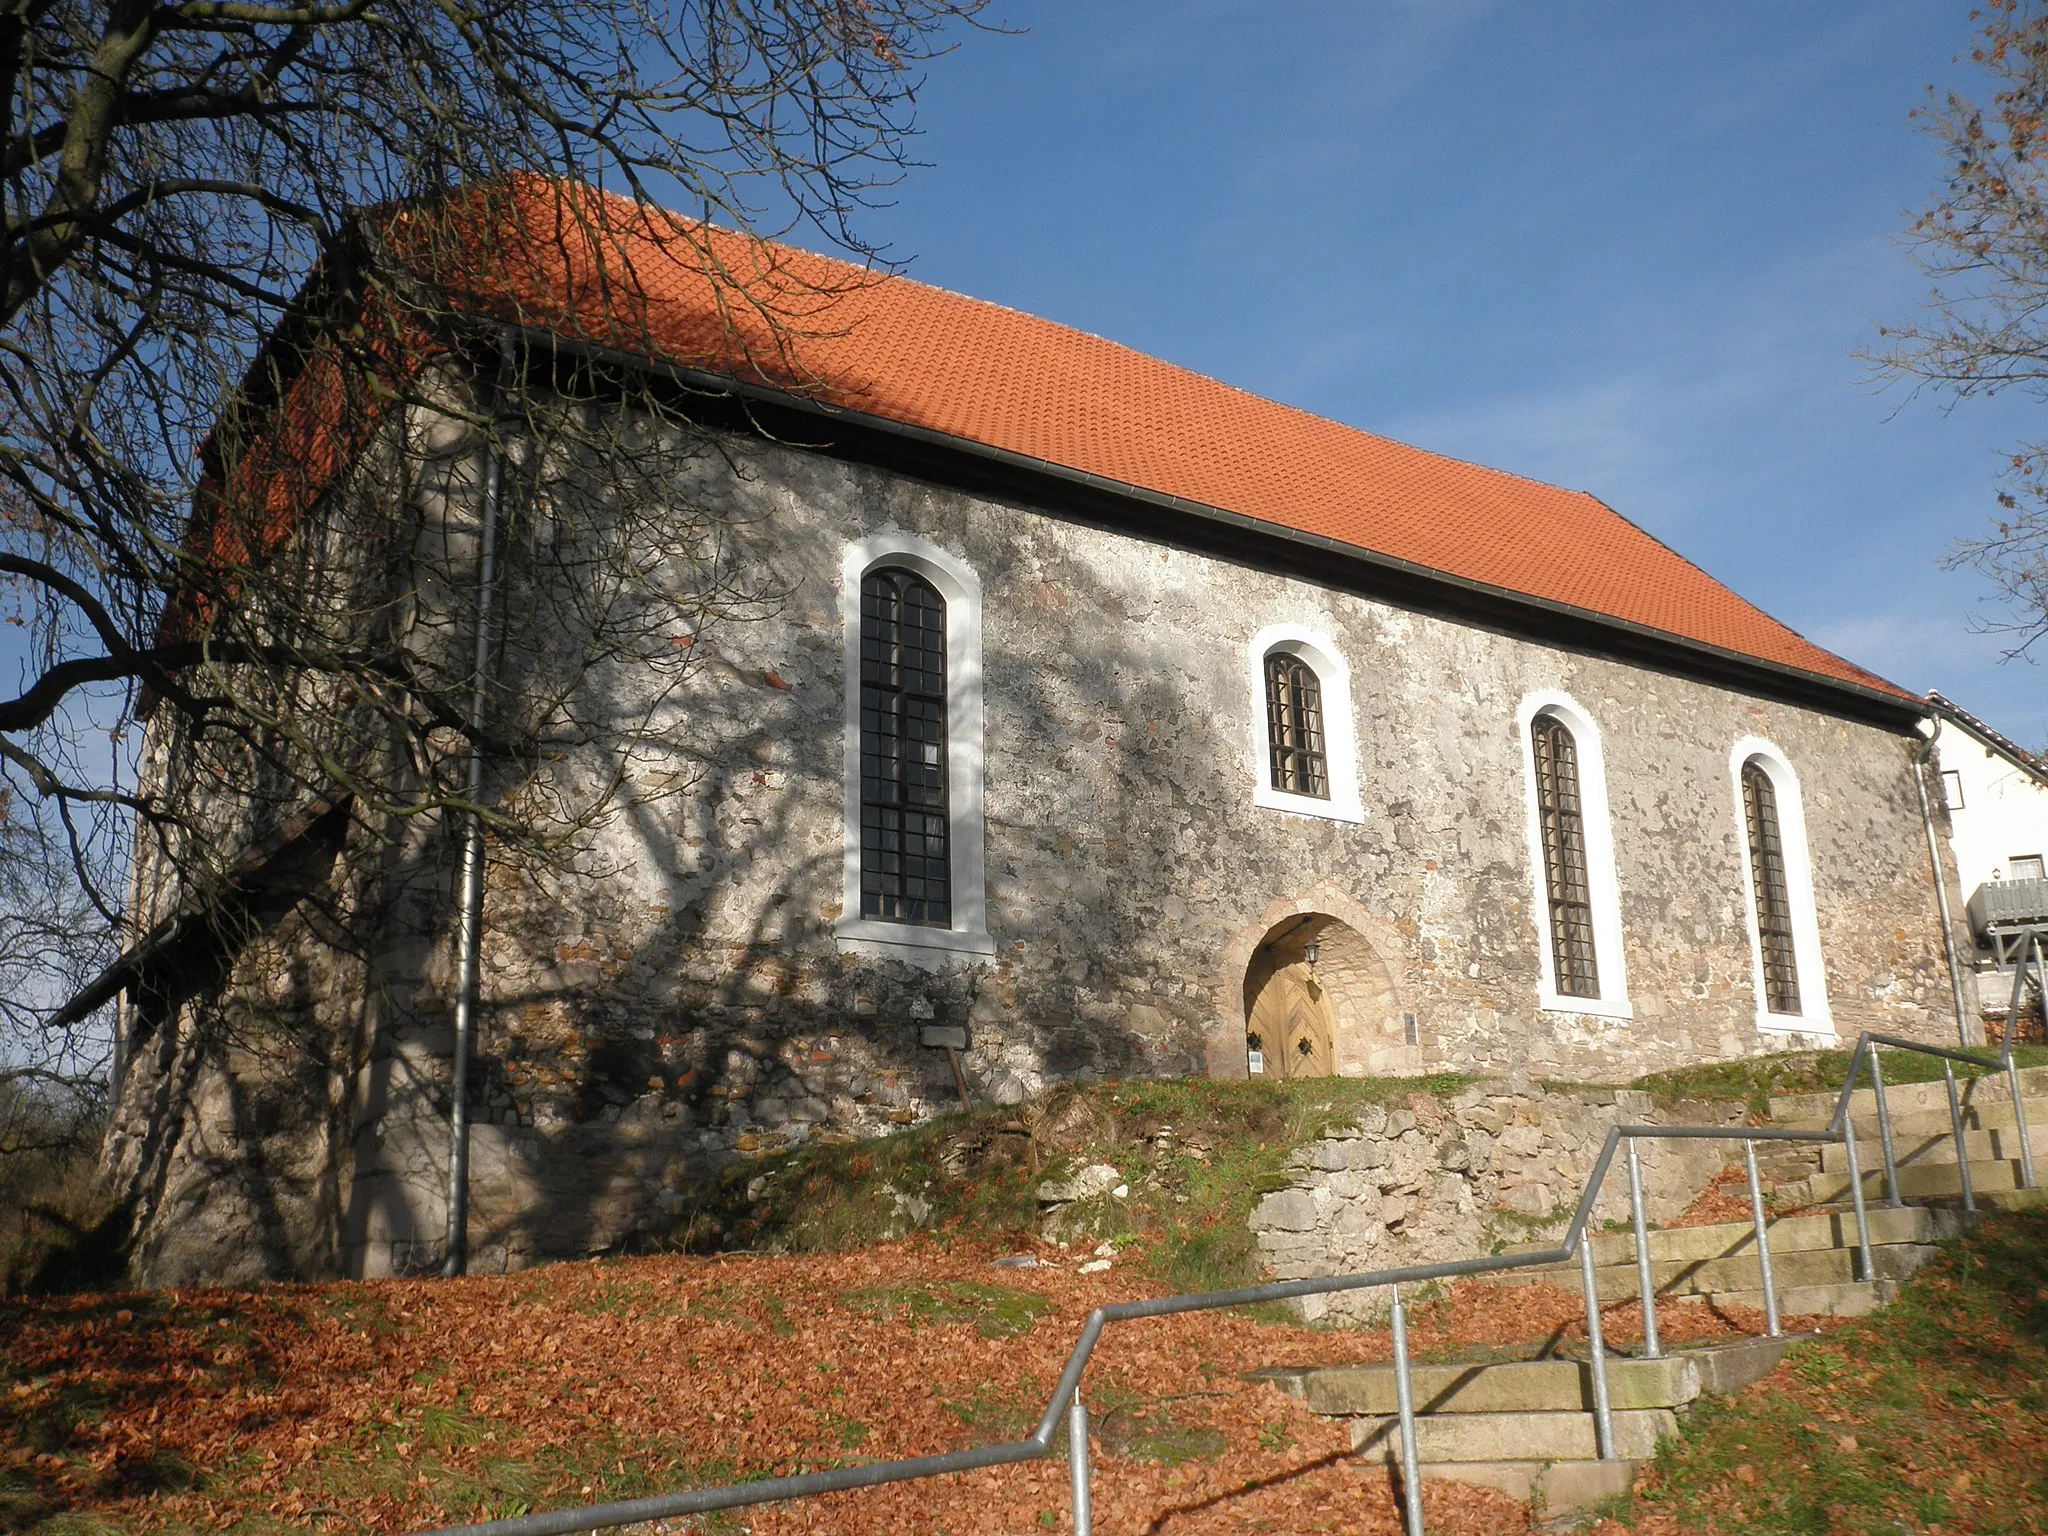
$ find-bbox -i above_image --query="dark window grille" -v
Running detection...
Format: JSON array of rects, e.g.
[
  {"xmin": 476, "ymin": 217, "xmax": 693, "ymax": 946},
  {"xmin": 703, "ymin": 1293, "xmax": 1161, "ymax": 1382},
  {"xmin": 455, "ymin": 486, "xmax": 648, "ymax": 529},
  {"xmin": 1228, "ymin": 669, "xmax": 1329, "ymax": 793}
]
[
  {"xmin": 1741, "ymin": 760, "xmax": 1802, "ymax": 1014},
  {"xmin": 859, "ymin": 568, "xmax": 950, "ymax": 926},
  {"xmin": 1264, "ymin": 653, "xmax": 1329, "ymax": 798},
  {"xmin": 1532, "ymin": 714, "xmax": 1600, "ymax": 998}
]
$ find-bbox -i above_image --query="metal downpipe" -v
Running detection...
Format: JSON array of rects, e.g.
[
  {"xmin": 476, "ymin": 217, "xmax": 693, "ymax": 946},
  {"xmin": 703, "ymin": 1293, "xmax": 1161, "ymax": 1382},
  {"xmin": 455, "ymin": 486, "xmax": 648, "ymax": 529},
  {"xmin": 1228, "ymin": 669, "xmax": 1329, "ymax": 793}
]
[
  {"xmin": 443, "ymin": 329, "xmax": 516, "ymax": 1278},
  {"xmin": 1912, "ymin": 732, "xmax": 1975, "ymax": 1048}
]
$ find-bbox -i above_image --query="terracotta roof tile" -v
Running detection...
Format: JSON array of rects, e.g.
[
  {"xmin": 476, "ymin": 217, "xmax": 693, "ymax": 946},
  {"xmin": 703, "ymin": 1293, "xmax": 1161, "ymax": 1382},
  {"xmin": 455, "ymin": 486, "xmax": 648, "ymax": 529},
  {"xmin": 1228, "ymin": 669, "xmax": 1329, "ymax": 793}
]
[{"xmin": 391, "ymin": 179, "xmax": 1910, "ymax": 703}]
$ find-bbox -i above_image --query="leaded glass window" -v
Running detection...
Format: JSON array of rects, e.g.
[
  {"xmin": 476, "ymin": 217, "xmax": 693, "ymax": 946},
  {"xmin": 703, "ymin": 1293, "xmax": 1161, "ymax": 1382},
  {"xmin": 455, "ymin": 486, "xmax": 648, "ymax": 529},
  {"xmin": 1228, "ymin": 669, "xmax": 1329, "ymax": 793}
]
[
  {"xmin": 1532, "ymin": 713, "xmax": 1600, "ymax": 999},
  {"xmin": 1264, "ymin": 653, "xmax": 1329, "ymax": 799},
  {"xmin": 859, "ymin": 568, "xmax": 950, "ymax": 925},
  {"xmin": 1742, "ymin": 760, "xmax": 1801, "ymax": 1015}
]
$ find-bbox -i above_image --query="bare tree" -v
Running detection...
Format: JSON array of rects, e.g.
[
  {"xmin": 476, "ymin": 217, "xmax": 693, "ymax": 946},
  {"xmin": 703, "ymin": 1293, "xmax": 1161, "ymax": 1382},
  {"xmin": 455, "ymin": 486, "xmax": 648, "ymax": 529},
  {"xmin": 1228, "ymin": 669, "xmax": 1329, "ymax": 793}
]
[
  {"xmin": 0, "ymin": 1, "xmax": 991, "ymax": 1093},
  {"xmin": 1876, "ymin": 0, "xmax": 2048, "ymax": 666}
]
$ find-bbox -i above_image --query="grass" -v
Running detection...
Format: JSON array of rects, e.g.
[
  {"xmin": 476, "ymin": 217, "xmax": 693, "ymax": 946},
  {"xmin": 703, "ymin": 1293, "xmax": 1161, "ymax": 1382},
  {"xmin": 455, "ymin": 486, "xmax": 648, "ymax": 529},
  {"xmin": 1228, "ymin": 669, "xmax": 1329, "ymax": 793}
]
[
  {"xmin": 677, "ymin": 1042, "xmax": 2047, "ymax": 1292},
  {"xmin": 1087, "ymin": 1381, "xmax": 1231, "ymax": 1466},
  {"xmin": 677, "ymin": 1073, "xmax": 1476, "ymax": 1293},
  {"xmin": 1601, "ymin": 1206, "xmax": 2048, "ymax": 1535},
  {"xmin": 1628, "ymin": 1044, "xmax": 2048, "ymax": 1117},
  {"xmin": 835, "ymin": 1279, "xmax": 1049, "ymax": 1338},
  {"xmin": 669, "ymin": 1047, "xmax": 2047, "ymax": 1294}
]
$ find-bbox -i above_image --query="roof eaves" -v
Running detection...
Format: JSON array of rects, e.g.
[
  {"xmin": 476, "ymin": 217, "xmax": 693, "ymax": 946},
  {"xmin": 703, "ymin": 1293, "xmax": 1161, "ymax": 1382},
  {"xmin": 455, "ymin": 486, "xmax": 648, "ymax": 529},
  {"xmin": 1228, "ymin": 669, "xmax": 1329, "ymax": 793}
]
[
  {"xmin": 502, "ymin": 318, "xmax": 1921, "ymax": 726},
  {"xmin": 1927, "ymin": 690, "xmax": 2048, "ymax": 787},
  {"xmin": 45, "ymin": 792, "xmax": 353, "ymax": 1028}
]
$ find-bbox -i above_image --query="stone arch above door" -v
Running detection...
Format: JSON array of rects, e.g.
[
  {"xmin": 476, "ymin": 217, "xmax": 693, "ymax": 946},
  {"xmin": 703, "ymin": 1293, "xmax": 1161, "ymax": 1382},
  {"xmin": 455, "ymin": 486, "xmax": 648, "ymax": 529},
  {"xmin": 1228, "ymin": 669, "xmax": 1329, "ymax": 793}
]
[{"xmin": 1208, "ymin": 885, "xmax": 1414, "ymax": 1080}]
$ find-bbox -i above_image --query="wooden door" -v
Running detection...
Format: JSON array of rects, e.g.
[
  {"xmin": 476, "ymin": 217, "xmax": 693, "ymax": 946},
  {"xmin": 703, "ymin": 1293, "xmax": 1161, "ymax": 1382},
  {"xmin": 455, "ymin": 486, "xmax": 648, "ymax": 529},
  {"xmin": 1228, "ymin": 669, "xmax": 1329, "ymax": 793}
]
[{"xmin": 1245, "ymin": 959, "xmax": 1335, "ymax": 1079}]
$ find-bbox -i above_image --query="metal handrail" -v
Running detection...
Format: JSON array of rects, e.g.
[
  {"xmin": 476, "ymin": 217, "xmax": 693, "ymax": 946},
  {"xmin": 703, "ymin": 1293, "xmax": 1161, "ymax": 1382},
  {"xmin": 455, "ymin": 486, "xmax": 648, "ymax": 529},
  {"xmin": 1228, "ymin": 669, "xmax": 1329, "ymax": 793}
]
[{"xmin": 415, "ymin": 1024, "xmax": 2040, "ymax": 1536}]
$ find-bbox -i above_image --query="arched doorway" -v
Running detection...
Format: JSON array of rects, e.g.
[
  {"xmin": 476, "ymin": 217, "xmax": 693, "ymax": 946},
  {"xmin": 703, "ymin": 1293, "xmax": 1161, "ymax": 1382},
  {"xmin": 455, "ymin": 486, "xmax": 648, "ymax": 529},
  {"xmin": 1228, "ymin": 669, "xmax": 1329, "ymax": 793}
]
[
  {"xmin": 1240, "ymin": 911, "xmax": 1405, "ymax": 1080},
  {"xmin": 1245, "ymin": 946, "xmax": 1334, "ymax": 1079}
]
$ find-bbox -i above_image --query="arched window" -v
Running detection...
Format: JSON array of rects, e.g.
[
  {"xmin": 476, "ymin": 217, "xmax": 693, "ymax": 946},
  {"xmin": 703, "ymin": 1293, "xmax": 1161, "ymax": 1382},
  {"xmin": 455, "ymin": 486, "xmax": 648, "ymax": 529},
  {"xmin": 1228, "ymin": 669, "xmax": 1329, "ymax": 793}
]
[
  {"xmin": 1729, "ymin": 739, "xmax": 1828, "ymax": 1032},
  {"xmin": 1531, "ymin": 711, "xmax": 1600, "ymax": 999},
  {"xmin": 1245, "ymin": 624, "xmax": 1363, "ymax": 823},
  {"xmin": 837, "ymin": 535, "xmax": 991, "ymax": 959},
  {"xmin": 858, "ymin": 567, "xmax": 950, "ymax": 925},
  {"xmin": 1264, "ymin": 653, "xmax": 1329, "ymax": 799},
  {"xmin": 1741, "ymin": 759, "xmax": 1801, "ymax": 1015}
]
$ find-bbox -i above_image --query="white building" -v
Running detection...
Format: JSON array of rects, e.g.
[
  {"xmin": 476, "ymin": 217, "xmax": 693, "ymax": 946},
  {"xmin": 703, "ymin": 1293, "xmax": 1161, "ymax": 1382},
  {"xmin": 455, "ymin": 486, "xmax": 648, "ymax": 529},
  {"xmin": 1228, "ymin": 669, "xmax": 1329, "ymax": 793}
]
[{"xmin": 1928, "ymin": 690, "xmax": 2048, "ymax": 1027}]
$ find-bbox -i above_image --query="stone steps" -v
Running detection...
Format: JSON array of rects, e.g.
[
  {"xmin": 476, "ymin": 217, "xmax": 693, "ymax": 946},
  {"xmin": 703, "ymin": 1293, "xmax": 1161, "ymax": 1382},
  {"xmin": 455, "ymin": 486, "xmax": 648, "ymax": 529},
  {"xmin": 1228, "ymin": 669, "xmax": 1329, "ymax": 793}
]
[
  {"xmin": 1293, "ymin": 1354, "xmax": 1701, "ymax": 1416},
  {"xmin": 1486, "ymin": 1204, "xmax": 1952, "ymax": 1307},
  {"xmin": 1776, "ymin": 1158, "xmax": 2032, "ymax": 1206},
  {"xmin": 1817, "ymin": 1120, "xmax": 2045, "ymax": 1173},
  {"xmin": 1267, "ymin": 1335, "xmax": 1797, "ymax": 1514},
  {"xmin": 1767, "ymin": 1062, "xmax": 2048, "ymax": 1127},
  {"xmin": 1507, "ymin": 1204, "xmax": 1954, "ymax": 1271},
  {"xmin": 1704, "ymin": 1279, "xmax": 1896, "ymax": 1317},
  {"xmin": 1246, "ymin": 1068, "xmax": 2048, "ymax": 1517},
  {"xmin": 1830, "ymin": 1098, "xmax": 2048, "ymax": 1141},
  {"xmin": 1350, "ymin": 1406, "xmax": 1677, "ymax": 1465},
  {"xmin": 1490, "ymin": 1241, "xmax": 1933, "ymax": 1303}
]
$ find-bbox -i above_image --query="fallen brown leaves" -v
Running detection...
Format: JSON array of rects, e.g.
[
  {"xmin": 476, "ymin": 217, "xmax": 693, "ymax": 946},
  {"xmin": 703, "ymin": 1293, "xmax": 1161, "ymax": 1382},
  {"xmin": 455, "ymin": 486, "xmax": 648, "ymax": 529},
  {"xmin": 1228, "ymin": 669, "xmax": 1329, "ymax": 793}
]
[{"xmin": 0, "ymin": 1236, "xmax": 1823, "ymax": 1536}]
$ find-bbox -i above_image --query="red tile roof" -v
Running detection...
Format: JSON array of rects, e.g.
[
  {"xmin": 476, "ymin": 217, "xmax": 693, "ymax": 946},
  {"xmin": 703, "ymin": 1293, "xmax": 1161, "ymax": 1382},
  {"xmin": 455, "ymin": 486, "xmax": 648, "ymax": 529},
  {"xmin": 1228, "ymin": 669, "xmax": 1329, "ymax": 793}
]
[{"xmin": 389, "ymin": 179, "xmax": 1910, "ymax": 704}]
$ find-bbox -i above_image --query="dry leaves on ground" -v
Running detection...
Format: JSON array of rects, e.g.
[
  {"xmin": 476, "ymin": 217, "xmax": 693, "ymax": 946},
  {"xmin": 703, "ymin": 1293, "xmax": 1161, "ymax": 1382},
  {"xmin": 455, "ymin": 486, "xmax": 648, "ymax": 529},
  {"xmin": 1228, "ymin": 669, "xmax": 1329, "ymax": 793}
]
[{"xmin": 0, "ymin": 1235, "xmax": 1822, "ymax": 1536}]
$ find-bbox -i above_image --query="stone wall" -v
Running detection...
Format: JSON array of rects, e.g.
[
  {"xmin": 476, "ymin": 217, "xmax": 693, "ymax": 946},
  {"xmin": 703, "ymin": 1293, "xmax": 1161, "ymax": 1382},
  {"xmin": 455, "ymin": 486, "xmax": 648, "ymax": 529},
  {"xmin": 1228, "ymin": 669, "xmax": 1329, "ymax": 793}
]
[
  {"xmin": 107, "ymin": 416, "xmax": 1966, "ymax": 1283},
  {"xmin": 1247, "ymin": 1081, "xmax": 1750, "ymax": 1322}
]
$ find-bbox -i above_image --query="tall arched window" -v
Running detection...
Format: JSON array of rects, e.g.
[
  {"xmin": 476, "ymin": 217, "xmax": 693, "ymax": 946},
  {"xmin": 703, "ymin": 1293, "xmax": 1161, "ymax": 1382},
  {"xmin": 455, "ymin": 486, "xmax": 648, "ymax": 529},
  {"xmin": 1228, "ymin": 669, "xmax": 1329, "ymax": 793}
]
[
  {"xmin": 1729, "ymin": 739, "xmax": 1829, "ymax": 1032},
  {"xmin": 858, "ymin": 567, "xmax": 950, "ymax": 925},
  {"xmin": 837, "ymin": 534, "xmax": 991, "ymax": 959},
  {"xmin": 1245, "ymin": 624, "xmax": 1363, "ymax": 823},
  {"xmin": 1531, "ymin": 711, "xmax": 1600, "ymax": 999},
  {"xmin": 1517, "ymin": 691, "xmax": 1628, "ymax": 1017},
  {"xmin": 1264, "ymin": 653, "xmax": 1329, "ymax": 799},
  {"xmin": 1741, "ymin": 759, "xmax": 1801, "ymax": 1015}
]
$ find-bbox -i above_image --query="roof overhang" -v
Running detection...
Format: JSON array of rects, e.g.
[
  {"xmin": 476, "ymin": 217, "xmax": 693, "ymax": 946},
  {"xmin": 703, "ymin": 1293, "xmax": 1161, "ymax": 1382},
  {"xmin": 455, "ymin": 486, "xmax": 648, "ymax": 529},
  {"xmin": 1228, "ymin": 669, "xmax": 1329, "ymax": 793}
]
[
  {"xmin": 1927, "ymin": 690, "xmax": 2048, "ymax": 787},
  {"xmin": 492, "ymin": 319, "xmax": 1929, "ymax": 735}
]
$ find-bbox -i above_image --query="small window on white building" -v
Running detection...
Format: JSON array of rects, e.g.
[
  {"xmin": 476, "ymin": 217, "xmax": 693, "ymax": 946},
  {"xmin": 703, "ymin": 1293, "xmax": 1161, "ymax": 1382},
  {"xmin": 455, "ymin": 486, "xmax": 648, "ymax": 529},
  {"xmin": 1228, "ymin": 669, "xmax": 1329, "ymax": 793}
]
[
  {"xmin": 2012, "ymin": 854, "xmax": 2046, "ymax": 882},
  {"xmin": 1729, "ymin": 739, "xmax": 1832, "ymax": 1034},
  {"xmin": 1245, "ymin": 623, "xmax": 1363, "ymax": 823},
  {"xmin": 1940, "ymin": 769, "xmax": 1965, "ymax": 811},
  {"xmin": 1515, "ymin": 690, "xmax": 1630, "ymax": 1019}
]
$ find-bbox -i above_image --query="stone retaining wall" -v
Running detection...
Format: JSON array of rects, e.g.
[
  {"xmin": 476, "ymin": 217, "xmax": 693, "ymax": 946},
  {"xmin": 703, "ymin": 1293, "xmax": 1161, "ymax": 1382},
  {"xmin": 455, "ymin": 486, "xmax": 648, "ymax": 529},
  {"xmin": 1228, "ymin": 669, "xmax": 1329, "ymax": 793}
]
[{"xmin": 1249, "ymin": 1078, "xmax": 1749, "ymax": 1321}]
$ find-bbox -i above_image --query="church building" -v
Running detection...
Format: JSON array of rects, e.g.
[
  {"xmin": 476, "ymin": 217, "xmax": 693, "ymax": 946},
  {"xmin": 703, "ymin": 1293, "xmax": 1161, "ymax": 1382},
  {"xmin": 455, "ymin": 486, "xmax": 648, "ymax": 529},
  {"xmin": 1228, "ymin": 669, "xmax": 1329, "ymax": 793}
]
[{"xmin": 98, "ymin": 184, "xmax": 1966, "ymax": 1282}]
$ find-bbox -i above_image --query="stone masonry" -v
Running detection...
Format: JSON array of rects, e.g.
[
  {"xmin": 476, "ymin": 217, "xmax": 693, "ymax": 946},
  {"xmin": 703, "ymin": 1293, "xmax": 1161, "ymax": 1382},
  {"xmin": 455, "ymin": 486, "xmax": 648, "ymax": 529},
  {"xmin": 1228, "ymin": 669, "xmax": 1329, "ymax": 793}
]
[
  {"xmin": 104, "ymin": 413, "xmax": 1968, "ymax": 1284},
  {"xmin": 1247, "ymin": 1082, "xmax": 1748, "ymax": 1322}
]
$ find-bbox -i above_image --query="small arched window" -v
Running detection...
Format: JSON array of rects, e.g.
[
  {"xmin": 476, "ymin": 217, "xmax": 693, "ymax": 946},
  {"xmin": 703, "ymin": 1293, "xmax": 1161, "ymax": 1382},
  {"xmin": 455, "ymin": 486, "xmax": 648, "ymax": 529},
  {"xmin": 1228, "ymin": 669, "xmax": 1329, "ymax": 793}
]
[
  {"xmin": 1741, "ymin": 758, "xmax": 1801, "ymax": 1015},
  {"xmin": 1531, "ymin": 712, "xmax": 1600, "ymax": 999},
  {"xmin": 858, "ymin": 566, "xmax": 950, "ymax": 926},
  {"xmin": 1264, "ymin": 653, "xmax": 1329, "ymax": 799}
]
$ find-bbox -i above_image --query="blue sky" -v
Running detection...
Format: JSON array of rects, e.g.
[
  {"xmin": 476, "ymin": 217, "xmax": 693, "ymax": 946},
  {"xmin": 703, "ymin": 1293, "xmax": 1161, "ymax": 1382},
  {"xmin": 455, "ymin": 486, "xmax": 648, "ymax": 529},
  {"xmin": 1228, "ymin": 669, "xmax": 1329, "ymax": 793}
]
[{"xmin": 848, "ymin": 1, "xmax": 2047, "ymax": 745}]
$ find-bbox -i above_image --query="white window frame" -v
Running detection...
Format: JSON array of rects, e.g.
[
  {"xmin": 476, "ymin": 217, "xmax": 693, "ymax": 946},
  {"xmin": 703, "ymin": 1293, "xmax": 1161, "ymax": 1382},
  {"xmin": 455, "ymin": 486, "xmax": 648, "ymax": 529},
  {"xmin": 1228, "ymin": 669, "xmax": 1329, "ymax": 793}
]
[
  {"xmin": 1516, "ymin": 689, "xmax": 1631, "ymax": 1020},
  {"xmin": 1729, "ymin": 738, "xmax": 1833, "ymax": 1036},
  {"xmin": 836, "ymin": 532, "xmax": 995, "ymax": 960},
  {"xmin": 1246, "ymin": 622, "xmax": 1364, "ymax": 824}
]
